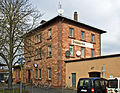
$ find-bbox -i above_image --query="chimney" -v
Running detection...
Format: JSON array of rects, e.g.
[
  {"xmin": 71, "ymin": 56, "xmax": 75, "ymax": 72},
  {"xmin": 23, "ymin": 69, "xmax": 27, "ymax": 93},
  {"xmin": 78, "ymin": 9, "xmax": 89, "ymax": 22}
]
[
  {"xmin": 40, "ymin": 20, "xmax": 46, "ymax": 25},
  {"xmin": 74, "ymin": 12, "xmax": 78, "ymax": 21}
]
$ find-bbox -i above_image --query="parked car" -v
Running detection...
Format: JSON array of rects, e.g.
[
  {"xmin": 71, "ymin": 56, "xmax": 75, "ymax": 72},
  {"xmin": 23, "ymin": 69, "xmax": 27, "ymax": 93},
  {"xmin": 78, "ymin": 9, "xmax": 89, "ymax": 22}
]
[
  {"xmin": 77, "ymin": 77, "xmax": 107, "ymax": 93},
  {"xmin": 107, "ymin": 77, "xmax": 120, "ymax": 93}
]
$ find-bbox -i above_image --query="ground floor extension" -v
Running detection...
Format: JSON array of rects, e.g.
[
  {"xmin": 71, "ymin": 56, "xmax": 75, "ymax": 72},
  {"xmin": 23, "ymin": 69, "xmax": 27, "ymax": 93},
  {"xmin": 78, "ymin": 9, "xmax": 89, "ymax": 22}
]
[{"xmin": 65, "ymin": 54, "xmax": 120, "ymax": 88}]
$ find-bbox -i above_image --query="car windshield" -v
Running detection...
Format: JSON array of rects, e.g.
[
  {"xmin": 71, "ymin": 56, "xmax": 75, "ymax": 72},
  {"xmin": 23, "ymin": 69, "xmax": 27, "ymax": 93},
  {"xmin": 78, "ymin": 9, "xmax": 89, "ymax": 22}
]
[
  {"xmin": 108, "ymin": 79, "xmax": 118, "ymax": 88},
  {"xmin": 79, "ymin": 79, "xmax": 91, "ymax": 87}
]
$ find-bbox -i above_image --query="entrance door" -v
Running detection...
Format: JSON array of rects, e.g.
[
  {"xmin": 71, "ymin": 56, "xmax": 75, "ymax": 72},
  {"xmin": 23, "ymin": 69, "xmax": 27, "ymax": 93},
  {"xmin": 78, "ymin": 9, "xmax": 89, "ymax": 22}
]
[
  {"xmin": 72, "ymin": 73, "xmax": 76, "ymax": 87},
  {"xmin": 28, "ymin": 70, "xmax": 31, "ymax": 83}
]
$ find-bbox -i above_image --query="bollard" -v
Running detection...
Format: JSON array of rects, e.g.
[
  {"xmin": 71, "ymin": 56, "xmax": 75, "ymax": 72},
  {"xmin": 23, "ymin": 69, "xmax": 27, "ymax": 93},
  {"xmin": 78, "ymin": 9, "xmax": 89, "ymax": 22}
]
[
  {"xmin": 3, "ymin": 87, "xmax": 5, "ymax": 93},
  {"xmin": 13, "ymin": 87, "xmax": 14, "ymax": 93}
]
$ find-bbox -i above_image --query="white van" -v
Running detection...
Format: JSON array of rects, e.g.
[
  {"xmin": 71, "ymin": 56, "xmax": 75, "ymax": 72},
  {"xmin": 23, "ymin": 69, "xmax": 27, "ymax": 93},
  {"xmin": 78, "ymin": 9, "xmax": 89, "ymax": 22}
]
[{"xmin": 107, "ymin": 78, "xmax": 120, "ymax": 93}]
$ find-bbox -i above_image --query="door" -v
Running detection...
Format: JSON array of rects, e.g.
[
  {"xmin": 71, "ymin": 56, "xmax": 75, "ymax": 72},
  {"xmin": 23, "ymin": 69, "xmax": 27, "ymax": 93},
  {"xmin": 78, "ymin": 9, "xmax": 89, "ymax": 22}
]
[{"xmin": 72, "ymin": 73, "xmax": 76, "ymax": 87}]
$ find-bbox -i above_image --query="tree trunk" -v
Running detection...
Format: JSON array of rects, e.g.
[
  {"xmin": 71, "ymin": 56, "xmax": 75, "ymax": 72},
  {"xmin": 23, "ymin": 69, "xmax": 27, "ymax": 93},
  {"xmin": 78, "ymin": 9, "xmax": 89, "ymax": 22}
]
[{"xmin": 8, "ymin": 66, "xmax": 12, "ymax": 88}]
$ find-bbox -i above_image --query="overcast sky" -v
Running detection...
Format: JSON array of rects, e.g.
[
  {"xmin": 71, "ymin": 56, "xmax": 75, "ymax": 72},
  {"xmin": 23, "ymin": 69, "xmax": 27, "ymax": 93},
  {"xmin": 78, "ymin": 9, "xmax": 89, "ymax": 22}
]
[{"xmin": 31, "ymin": 0, "xmax": 120, "ymax": 56}]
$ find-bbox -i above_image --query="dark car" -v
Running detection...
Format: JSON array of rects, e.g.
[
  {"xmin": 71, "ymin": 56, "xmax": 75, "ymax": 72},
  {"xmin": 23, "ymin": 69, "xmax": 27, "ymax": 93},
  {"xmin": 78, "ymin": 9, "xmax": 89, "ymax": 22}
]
[{"xmin": 77, "ymin": 78, "xmax": 107, "ymax": 93}]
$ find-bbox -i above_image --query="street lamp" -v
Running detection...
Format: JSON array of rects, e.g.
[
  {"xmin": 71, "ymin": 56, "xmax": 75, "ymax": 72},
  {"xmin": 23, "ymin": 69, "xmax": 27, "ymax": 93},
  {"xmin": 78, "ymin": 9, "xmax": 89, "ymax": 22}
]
[{"xmin": 18, "ymin": 57, "xmax": 25, "ymax": 93}]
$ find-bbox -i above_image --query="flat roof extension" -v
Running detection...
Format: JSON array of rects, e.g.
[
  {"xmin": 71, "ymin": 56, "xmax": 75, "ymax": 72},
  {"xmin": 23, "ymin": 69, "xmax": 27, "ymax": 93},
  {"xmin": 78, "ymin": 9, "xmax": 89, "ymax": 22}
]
[{"xmin": 64, "ymin": 54, "xmax": 120, "ymax": 63}]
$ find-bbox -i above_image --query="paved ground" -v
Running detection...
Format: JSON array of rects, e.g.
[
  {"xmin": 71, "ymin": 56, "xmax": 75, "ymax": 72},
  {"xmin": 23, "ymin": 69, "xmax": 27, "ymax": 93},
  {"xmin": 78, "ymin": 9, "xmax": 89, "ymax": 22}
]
[{"xmin": 25, "ymin": 86, "xmax": 77, "ymax": 93}]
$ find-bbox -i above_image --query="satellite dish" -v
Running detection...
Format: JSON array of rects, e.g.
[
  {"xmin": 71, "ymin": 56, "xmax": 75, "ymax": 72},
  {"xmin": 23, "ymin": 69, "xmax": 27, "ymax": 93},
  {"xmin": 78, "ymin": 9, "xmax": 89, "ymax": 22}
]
[
  {"xmin": 65, "ymin": 50, "xmax": 71, "ymax": 58},
  {"xmin": 58, "ymin": 9, "xmax": 64, "ymax": 15},
  {"xmin": 33, "ymin": 63, "xmax": 38, "ymax": 68},
  {"xmin": 76, "ymin": 51, "xmax": 81, "ymax": 56}
]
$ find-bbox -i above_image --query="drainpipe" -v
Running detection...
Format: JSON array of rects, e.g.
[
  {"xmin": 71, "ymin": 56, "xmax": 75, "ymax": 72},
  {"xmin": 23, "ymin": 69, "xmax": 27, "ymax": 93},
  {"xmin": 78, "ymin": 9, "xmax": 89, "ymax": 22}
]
[
  {"xmin": 100, "ymin": 34, "xmax": 101, "ymax": 56},
  {"xmin": 60, "ymin": 17, "xmax": 64, "ymax": 87}
]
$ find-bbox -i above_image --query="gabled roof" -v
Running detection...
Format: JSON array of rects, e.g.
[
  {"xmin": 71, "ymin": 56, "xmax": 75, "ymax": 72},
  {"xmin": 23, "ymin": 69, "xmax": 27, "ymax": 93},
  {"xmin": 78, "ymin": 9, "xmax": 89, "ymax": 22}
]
[{"xmin": 26, "ymin": 15, "xmax": 106, "ymax": 36}]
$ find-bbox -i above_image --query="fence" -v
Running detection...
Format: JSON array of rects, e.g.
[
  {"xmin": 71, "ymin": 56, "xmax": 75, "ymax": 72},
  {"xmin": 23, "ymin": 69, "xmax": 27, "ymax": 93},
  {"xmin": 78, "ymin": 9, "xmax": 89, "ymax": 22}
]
[
  {"xmin": 0, "ymin": 84, "xmax": 26, "ymax": 93},
  {"xmin": 0, "ymin": 83, "xmax": 76, "ymax": 93},
  {"xmin": 24, "ymin": 83, "xmax": 76, "ymax": 93}
]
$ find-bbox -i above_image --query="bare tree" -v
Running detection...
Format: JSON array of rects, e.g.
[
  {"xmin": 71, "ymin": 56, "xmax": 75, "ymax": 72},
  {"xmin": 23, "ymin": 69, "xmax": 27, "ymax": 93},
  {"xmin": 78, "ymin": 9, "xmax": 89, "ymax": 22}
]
[{"xmin": 0, "ymin": 0, "xmax": 42, "ymax": 88}]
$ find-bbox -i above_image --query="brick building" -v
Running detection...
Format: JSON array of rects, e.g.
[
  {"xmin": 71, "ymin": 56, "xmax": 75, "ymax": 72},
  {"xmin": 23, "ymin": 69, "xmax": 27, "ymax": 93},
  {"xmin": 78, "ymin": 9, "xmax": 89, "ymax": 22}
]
[{"xmin": 23, "ymin": 12, "xmax": 106, "ymax": 87}]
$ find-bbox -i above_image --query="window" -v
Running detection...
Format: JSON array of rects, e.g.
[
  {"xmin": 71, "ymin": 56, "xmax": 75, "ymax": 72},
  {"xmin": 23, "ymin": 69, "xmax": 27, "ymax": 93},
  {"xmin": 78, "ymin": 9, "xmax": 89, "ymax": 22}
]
[
  {"xmin": 69, "ymin": 28, "xmax": 74, "ymax": 37},
  {"xmin": 91, "ymin": 34, "xmax": 95, "ymax": 43},
  {"xmin": 48, "ymin": 29, "xmax": 52, "ymax": 38},
  {"xmin": 81, "ymin": 31, "xmax": 85, "ymax": 40},
  {"xmin": 79, "ymin": 79, "xmax": 90, "ymax": 87},
  {"xmin": 35, "ymin": 48, "xmax": 42, "ymax": 59},
  {"xmin": 35, "ymin": 49, "xmax": 39, "ymax": 58},
  {"xmin": 40, "ymin": 33, "xmax": 42, "ymax": 42},
  {"xmin": 91, "ymin": 49, "xmax": 94, "ymax": 57},
  {"xmin": 35, "ymin": 69, "xmax": 38, "ymax": 79},
  {"xmin": 69, "ymin": 46, "xmax": 74, "ymax": 56},
  {"xmin": 48, "ymin": 45, "xmax": 52, "ymax": 57},
  {"xmin": 81, "ymin": 47, "xmax": 85, "ymax": 58},
  {"xmin": 48, "ymin": 68, "xmax": 51, "ymax": 79},
  {"xmin": 39, "ymin": 48, "xmax": 42, "ymax": 58},
  {"xmin": 39, "ymin": 69, "xmax": 41, "ymax": 79},
  {"xmin": 35, "ymin": 33, "xmax": 42, "ymax": 43},
  {"xmin": 28, "ymin": 39, "xmax": 31, "ymax": 46},
  {"xmin": 35, "ymin": 35, "xmax": 39, "ymax": 43},
  {"xmin": 108, "ymin": 80, "xmax": 118, "ymax": 88}
]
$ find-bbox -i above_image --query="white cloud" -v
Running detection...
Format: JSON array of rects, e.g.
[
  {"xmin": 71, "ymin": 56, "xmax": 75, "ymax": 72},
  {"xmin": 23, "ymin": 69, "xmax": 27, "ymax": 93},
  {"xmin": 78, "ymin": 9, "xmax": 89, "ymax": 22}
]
[{"xmin": 31, "ymin": 0, "xmax": 120, "ymax": 55}]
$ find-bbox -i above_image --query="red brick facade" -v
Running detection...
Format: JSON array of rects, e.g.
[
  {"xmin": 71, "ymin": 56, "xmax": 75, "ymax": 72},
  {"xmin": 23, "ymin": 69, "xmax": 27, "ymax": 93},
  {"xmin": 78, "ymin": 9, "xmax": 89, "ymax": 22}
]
[{"xmin": 23, "ymin": 15, "xmax": 105, "ymax": 87}]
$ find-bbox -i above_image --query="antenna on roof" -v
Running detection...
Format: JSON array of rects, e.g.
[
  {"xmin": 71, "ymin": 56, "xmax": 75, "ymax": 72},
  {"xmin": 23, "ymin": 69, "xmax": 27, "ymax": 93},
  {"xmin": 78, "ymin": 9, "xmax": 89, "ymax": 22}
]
[{"xmin": 58, "ymin": 2, "xmax": 64, "ymax": 15}]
